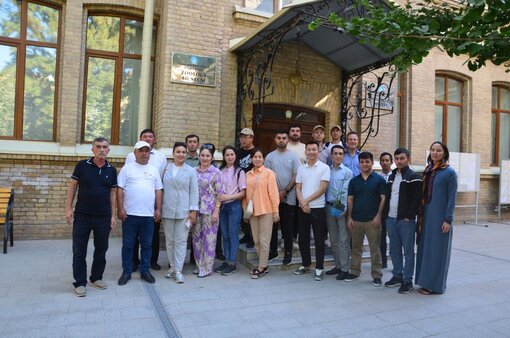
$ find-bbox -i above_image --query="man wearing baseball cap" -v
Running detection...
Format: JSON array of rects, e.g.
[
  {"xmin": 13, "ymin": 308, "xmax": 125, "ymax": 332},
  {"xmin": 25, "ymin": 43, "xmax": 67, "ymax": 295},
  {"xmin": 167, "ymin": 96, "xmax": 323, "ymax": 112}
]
[
  {"xmin": 117, "ymin": 141, "xmax": 163, "ymax": 285},
  {"xmin": 312, "ymin": 125, "xmax": 329, "ymax": 164},
  {"xmin": 237, "ymin": 127, "xmax": 256, "ymax": 248}
]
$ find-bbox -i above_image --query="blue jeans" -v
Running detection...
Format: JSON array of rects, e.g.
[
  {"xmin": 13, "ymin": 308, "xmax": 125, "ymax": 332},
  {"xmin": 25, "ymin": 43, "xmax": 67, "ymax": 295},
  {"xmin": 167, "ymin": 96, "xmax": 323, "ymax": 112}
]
[
  {"xmin": 219, "ymin": 200, "xmax": 242, "ymax": 264},
  {"xmin": 122, "ymin": 215, "xmax": 154, "ymax": 274},
  {"xmin": 386, "ymin": 217, "xmax": 416, "ymax": 282},
  {"xmin": 72, "ymin": 214, "xmax": 111, "ymax": 287}
]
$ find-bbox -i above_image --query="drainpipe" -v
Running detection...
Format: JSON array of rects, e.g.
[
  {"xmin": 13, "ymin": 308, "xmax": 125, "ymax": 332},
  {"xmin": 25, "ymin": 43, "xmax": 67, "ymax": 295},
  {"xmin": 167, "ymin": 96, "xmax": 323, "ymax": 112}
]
[{"xmin": 138, "ymin": 0, "xmax": 154, "ymax": 133}]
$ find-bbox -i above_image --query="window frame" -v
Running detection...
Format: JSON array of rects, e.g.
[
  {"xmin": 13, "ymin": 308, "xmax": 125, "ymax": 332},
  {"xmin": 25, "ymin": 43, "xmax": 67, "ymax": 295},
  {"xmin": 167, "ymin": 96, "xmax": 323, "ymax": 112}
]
[
  {"xmin": 243, "ymin": 0, "xmax": 281, "ymax": 14},
  {"xmin": 492, "ymin": 84, "xmax": 510, "ymax": 165},
  {"xmin": 81, "ymin": 12, "xmax": 156, "ymax": 145},
  {"xmin": 0, "ymin": 0, "xmax": 61, "ymax": 141},
  {"xmin": 435, "ymin": 74, "xmax": 464, "ymax": 150}
]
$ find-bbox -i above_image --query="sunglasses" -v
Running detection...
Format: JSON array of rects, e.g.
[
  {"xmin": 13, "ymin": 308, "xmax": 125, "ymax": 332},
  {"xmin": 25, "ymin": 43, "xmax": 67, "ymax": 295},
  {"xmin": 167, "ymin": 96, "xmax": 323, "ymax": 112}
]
[{"xmin": 200, "ymin": 143, "xmax": 215, "ymax": 151}]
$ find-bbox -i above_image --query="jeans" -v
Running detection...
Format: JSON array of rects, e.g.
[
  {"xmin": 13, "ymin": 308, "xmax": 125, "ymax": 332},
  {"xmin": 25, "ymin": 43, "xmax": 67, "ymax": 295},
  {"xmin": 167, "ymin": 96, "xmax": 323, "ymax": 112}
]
[
  {"xmin": 386, "ymin": 217, "xmax": 416, "ymax": 282},
  {"xmin": 220, "ymin": 200, "xmax": 242, "ymax": 264},
  {"xmin": 298, "ymin": 207, "xmax": 327, "ymax": 269},
  {"xmin": 325, "ymin": 205, "xmax": 350, "ymax": 272},
  {"xmin": 122, "ymin": 215, "xmax": 154, "ymax": 274},
  {"xmin": 270, "ymin": 203, "xmax": 296, "ymax": 256},
  {"xmin": 132, "ymin": 220, "xmax": 160, "ymax": 265},
  {"xmin": 72, "ymin": 214, "xmax": 111, "ymax": 287}
]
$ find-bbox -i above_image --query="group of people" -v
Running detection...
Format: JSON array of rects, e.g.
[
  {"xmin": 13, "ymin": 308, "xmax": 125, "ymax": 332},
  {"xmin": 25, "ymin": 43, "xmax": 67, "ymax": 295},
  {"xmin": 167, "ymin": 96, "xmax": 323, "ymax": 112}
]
[{"xmin": 65, "ymin": 125, "xmax": 457, "ymax": 298}]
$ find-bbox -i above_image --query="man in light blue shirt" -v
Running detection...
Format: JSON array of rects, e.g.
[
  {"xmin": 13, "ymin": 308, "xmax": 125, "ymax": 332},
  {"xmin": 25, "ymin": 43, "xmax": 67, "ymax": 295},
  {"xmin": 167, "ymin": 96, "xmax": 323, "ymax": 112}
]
[
  {"xmin": 325, "ymin": 145, "xmax": 353, "ymax": 280},
  {"xmin": 343, "ymin": 131, "xmax": 360, "ymax": 176}
]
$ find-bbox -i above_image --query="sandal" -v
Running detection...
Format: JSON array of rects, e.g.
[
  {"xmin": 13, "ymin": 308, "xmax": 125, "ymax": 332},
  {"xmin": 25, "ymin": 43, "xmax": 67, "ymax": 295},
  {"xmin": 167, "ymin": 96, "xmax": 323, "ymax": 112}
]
[
  {"xmin": 251, "ymin": 267, "xmax": 268, "ymax": 279},
  {"xmin": 250, "ymin": 267, "xmax": 258, "ymax": 276},
  {"xmin": 419, "ymin": 288, "xmax": 433, "ymax": 295}
]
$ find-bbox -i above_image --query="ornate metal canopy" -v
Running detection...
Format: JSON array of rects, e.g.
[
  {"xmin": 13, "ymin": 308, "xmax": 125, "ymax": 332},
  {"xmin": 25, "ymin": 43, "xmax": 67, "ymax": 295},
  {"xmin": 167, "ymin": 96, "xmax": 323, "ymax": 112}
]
[{"xmin": 231, "ymin": 0, "xmax": 398, "ymax": 148}]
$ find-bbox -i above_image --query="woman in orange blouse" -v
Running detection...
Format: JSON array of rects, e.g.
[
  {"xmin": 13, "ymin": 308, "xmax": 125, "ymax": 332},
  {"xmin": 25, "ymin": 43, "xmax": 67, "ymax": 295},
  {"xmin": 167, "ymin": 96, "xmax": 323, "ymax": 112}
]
[{"xmin": 243, "ymin": 149, "xmax": 280, "ymax": 279}]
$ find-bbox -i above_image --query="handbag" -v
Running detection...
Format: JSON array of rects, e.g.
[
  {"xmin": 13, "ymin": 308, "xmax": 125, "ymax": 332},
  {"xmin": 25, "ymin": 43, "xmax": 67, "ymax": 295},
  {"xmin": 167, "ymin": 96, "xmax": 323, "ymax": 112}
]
[{"xmin": 244, "ymin": 170, "xmax": 264, "ymax": 220}]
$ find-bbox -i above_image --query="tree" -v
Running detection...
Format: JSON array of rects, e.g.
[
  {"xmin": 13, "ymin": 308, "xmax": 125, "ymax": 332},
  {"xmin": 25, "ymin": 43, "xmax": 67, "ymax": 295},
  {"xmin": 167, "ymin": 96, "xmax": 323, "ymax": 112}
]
[{"xmin": 308, "ymin": 0, "xmax": 510, "ymax": 72}]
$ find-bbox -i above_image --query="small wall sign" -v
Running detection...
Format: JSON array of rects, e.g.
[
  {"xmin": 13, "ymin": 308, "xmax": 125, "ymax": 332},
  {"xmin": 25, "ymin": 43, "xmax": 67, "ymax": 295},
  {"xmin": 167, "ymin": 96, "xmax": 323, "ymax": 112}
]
[{"xmin": 171, "ymin": 52, "xmax": 217, "ymax": 87}]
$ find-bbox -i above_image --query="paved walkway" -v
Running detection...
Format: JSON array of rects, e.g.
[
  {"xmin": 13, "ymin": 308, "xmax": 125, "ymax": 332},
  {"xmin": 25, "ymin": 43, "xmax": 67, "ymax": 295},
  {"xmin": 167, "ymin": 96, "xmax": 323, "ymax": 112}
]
[{"xmin": 1, "ymin": 221, "xmax": 510, "ymax": 337}]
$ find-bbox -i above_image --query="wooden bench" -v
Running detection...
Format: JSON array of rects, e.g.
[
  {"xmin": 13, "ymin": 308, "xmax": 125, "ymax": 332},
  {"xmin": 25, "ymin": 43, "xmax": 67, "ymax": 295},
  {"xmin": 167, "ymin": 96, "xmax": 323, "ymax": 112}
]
[{"xmin": 1, "ymin": 187, "xmax": 14, "ymax": 254}]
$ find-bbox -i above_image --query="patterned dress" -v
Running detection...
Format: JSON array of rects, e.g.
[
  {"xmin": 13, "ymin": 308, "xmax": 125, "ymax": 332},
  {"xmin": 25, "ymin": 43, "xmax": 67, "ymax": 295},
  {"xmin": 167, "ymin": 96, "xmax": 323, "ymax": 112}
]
[{"xmin": 192, "ymin": 165, "xmax": 223, "ymax": 276}]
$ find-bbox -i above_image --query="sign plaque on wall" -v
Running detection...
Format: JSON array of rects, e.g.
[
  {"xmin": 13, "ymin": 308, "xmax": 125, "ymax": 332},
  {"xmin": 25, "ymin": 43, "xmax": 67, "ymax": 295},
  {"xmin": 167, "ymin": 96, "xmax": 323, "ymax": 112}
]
[{"xmin": 171, "ymin": 52, "xmax": 217, "ymax": 87}]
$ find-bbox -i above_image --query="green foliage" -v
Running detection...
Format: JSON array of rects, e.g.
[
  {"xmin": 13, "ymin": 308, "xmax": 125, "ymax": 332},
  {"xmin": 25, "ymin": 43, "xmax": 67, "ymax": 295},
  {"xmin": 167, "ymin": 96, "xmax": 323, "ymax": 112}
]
[{"xmin": 308, "ymin": 0, "xmax": 510, "ymax": 71}]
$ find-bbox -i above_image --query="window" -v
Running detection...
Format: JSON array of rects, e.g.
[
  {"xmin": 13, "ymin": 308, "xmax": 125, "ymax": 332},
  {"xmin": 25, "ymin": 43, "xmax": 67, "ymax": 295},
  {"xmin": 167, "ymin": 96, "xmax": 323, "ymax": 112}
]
[
  {"xmin": 244, "ymin": 0, "xmax": 292, "ymax": 13},
  {"xmin": 491, "ymin": 85, "xmax": 510, "ymax": 164},
  {"xmin": 435, "ymin": 75, "xmax": 463, "ymax": 152},
  {"xmin": 0, "ymin": 1, "xmax": 60, "ymax": 141},
  {"xmin": 83, "ymin": 14, "xmax": 155, "ymax": 145}
]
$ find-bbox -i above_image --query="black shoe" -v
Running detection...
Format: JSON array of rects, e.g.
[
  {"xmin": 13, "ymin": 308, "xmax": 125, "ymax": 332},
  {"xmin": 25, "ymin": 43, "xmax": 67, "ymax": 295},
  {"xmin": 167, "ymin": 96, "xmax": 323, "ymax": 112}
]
[
  {"xmin": 326, "ymin": 267, "xmax": 341, "ymax": 275},
  {"xmin": 336, "ymin": 271, "xmax": 348, "ymax": 280},
  {"xmin": 216, "ymin": 252, "xmax": 226, "ymax": 261},
  {"xmin": 398, "ymin": 281, "xmax": 414, "ymax": 294},
  {"xmin": 118, "ymin": 273, "xmax": 131, "ymax": 286},
  {"xmin": 283, "ymin": 253, "xmax": 292, "ymax": 265},
  {"xmin": 384, "ymin": 276, "xmax": 402, "ymax": 288},
  {"xmin": 382, "ymin": 262, "xmax": 388, "ymax": 269},
  {"xmin": 344, "ymin": 273, "xmax": 359, "ymax": 282},
  {"xmin": 239, "ymin": 235, "xmax": 248, "ymax": 244},
  {"xmin": 373, "ymin": 278, "xmax": 383, "ymax": 287},
  {"xmin": 221, "ymin": 264, "xmax": 237, "ymax": 276},
  {"xmin": 132, "ymin": 263, "xmax": 139, "ymax": 273},
  {"xmin": 141, "ymin": 272, "xmax": 156, "ymax": 284},
  {"xmin": 214, "ymin": 262, "xmax": 229, "ymax": 273},
  {"xmin": 246, "ymin": 237, "xmax": 254, "ymax": 249},
  {"xmin": 151, "ymin": 263, "xmax": 161, "ymax": 271},
  {"xmin": 268, "ymin": 251, "xmax": 279, "ymax": 262}
]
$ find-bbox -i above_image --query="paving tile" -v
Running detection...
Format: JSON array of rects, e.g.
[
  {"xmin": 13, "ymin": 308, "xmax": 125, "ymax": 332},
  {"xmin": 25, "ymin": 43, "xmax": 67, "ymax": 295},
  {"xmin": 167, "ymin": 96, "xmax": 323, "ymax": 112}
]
[{"xmin": 2, "ymin": 222, "xmax": 510, "ymax": 337}]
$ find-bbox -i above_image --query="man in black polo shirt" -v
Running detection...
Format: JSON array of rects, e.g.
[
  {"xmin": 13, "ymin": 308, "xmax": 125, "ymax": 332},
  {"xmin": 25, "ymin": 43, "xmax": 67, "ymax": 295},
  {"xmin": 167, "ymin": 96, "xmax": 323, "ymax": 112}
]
[
  {"xmin": 345, "ymin": 151, "xmax": 386, "ymax": 286},
  {"xmin": 65, "ymin": 137, "xmax": 118, "ymax": 297}
]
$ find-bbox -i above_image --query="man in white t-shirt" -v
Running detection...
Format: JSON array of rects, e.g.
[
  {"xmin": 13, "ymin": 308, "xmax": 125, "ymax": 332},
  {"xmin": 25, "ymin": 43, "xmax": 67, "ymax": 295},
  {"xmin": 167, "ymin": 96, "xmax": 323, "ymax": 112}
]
[
  {"xmin": 117, "ymin": 141, "xmax": 163, "ymax": 286},
  {"xmin": 125, "ymin": 128, "xmax": 167, "ymax": 271},
  {"xmin": 294, "ymin": 141, "xmax": 330, "ymax": 281}
]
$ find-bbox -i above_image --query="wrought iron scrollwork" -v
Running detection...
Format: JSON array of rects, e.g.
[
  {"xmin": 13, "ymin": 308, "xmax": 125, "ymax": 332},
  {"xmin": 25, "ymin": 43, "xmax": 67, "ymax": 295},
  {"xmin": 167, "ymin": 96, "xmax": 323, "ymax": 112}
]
[
  {"xmin": 236, "ymin": 16, "xmax": 303, "ymax": 128},
  {"xmin": 341, "ymin": 64, "xmax": 397, "ymax": 149}
]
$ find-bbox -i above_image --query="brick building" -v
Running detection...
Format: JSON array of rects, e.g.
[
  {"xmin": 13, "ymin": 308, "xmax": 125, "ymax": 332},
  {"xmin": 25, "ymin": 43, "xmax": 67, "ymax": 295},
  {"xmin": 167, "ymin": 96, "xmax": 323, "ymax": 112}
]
[{"xmin": 0, "ymin": 0, "xmax": 508, "ymax": 240}]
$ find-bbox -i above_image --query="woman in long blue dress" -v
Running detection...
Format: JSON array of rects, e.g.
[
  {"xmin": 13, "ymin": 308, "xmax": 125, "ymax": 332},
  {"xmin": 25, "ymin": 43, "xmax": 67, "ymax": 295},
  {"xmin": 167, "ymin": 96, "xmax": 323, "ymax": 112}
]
[{"xmin": 415, "ymin": 142, "xmax": 458, "ymax": 295}]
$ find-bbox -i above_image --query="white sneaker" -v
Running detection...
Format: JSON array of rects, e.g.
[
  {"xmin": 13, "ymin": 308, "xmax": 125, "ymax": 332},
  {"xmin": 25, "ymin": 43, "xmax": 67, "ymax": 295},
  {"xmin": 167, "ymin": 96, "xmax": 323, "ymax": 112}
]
[
  {"xmin": 165, "ymin": 269, "xmax": 175, "ymax": 278},
  {"xmin": 314, "ymin": 269, "xmax": 323, "ymax": 281},
  {"xmin": 74, "ymin": 286, "xmax": 86, "ymax": 297},
  {"xmin": 89, "ymin": 280, "xmax": 107, "ymax": 290},
  {"xmin": 175, "ymin": 271, "xmax": 184, "ymax": 284}
]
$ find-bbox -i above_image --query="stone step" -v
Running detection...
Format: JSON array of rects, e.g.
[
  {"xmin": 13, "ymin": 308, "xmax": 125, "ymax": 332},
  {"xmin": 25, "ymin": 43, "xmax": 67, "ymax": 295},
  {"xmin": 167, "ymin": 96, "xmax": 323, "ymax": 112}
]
[{"xmin": 237, "ymin": 241, "xmax": 385, "ymax": 270}]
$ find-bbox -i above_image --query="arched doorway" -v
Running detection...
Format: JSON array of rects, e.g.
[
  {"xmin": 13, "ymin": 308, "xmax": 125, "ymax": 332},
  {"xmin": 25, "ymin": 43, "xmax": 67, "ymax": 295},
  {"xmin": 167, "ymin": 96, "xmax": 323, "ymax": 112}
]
[{"xmin": 252, "ymin": 104, "xmax": 326, "ymax": 155}]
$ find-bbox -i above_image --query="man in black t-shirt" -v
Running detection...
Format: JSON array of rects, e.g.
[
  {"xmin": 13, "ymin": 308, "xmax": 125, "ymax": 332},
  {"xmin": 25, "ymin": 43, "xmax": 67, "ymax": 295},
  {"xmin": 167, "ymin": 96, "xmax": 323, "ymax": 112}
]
[
  {"xmin": 65, "ymin": 137, "xmax": 118, "ymax": 297},
  {"xmin": 236, "ymin": 128, "xmax": 257, "ymax": 248}
]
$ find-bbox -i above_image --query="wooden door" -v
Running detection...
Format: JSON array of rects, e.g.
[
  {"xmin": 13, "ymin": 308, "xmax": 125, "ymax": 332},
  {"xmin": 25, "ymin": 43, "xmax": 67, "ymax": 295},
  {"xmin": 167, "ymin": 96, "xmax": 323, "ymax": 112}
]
[{"xmin": 252, "ymin": 104, "xmax": 326, "ymax": 156}]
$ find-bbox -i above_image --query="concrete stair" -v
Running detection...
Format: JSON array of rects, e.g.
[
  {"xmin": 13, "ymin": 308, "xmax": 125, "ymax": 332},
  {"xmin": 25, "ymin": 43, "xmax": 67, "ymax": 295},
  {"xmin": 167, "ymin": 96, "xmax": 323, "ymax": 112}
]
[{"xmin": 237, "ymin": 239, "xmax": 383, "ymax": 270}]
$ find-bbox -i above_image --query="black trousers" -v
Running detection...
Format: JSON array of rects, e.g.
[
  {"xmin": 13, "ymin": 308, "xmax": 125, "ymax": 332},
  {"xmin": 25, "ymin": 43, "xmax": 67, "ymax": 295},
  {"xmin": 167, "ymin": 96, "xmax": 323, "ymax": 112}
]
[
  {"xmin": 270, "ymin": 203, "xmax": 296, "ymax": 256},
  {"xmin": 132, "ymin": 220, "xmax": 160, "ymax": 265},
  {"xmin": 298, "ymin": 207, "xmax": 327, "ymax": 269},
  {"xmin": 72, "ymin": 214, "xmax": 111, "ymax": 287},
  {"xmin": 380, "ymin": 218, "xmax": 387, "ymax": 266}
]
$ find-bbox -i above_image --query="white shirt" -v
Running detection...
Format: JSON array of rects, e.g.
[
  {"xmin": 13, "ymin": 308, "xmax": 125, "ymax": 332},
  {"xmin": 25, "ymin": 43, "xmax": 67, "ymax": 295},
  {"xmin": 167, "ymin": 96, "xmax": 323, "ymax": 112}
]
[
  {"xmin": 287, "ymin": 142, "xmax": 306, "ymax": 164},
  {"xmin": 296, "ymin": 160, "xmax": 330, "ymax": 208},
  {"xmin": 117, "ymin": 162, "xmax": 163, "ymax": 217},
  {"xmin": 388, "ymin": 172, "xmax": 402, "ymax": 218},
  {"xmin": 125, "ymin": 148, "xmax": 167, "ymax": 178}
]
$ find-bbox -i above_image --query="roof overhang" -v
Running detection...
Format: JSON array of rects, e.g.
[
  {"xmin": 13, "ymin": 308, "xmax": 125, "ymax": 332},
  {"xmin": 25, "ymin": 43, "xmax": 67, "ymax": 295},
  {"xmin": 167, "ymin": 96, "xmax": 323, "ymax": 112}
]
[{"xmin": 230, "ymin": 0, "xmax": 397, "ymax": 76}]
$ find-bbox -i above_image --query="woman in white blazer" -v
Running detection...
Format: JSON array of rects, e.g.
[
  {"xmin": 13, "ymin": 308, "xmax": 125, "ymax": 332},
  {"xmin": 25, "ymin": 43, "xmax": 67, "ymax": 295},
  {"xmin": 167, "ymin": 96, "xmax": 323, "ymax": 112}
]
[{"xmin": 162, "ymin": 142, "xmax": 199, "ymax": 283}]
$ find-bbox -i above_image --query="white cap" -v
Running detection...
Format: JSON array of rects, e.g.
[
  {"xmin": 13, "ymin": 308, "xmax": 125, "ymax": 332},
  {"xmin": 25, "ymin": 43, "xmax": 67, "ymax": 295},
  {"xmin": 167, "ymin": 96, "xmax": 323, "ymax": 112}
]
[{"xmin": 134, "ymin": 141, "xmax": 151, "ymax": 150}]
